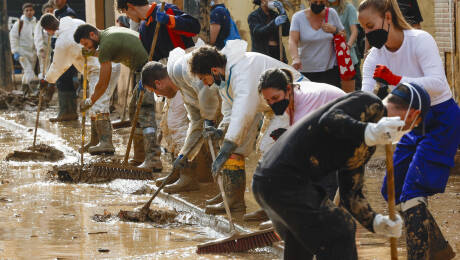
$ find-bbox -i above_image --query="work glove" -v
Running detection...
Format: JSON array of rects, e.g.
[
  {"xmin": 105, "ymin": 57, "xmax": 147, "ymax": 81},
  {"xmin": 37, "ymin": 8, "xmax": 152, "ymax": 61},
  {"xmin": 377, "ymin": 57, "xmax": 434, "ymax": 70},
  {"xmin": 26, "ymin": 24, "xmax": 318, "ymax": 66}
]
[
  {"xmin": 270, "ymin": 128, "xmax": 287, "ymax": 141},
  {"xmin": 364, "ymin": 117, "xmax": 405, "ymax": 146},
  {"xmin": 156, "ymin": 11, "xmax": 171, "ymax": 25},
  {"xmin": 273, "ymin": 1, "xmax": 286, "ymax": 14},
  {"xmin": 203, "ymin": 119, "xmax": 224, "ymax": 140},
  {"xmin": 81, "ymin": 48, "xmax": 96, "ymax": 57},
  {"xmin": 172, "ymin": 154, "xmax": 187, "ymax": 170},
  {"xmin": 13, "ymin": 52, "xmax": 20, "ymax": 61},
  {"xmin": 39, "ymin": 79, "xmax": 48, "ymax": 90},
  {"xmin": 80, "ymin": 98, "xmax": 93, "ymax": 112},
  {"xmin": 373, "ymin": 214, "xmax": 403, "ymax": 238},
  {"xmin": 212, "ymin": 140, "xmax": 238, "ymax": 180},
  {"xmin": 374, "ymin": 83, "xmax": 390, "ymax": 100},
  {"xmin": 274, "ymin": 14, "xmax": 288, "ymax": 26},
  {"xmin": 373, "ymin": 65, "xmax": 402, "ymax": 86}
]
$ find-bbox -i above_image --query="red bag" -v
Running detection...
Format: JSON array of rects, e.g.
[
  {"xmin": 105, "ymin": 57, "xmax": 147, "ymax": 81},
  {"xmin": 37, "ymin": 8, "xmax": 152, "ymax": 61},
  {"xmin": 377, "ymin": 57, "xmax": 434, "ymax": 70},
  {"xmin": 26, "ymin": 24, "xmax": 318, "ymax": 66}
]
[{"xmin": 325, "ymin": 8, "xmax": 356, "ymax": 81}]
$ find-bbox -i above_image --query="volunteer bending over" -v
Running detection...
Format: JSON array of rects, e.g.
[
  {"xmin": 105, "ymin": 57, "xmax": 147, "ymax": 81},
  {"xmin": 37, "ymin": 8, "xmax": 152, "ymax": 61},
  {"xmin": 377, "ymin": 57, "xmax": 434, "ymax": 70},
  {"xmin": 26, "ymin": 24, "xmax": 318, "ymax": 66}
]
[{"xmin": 359, "ymin": 0, "xmax": 460, "ymax": 258}]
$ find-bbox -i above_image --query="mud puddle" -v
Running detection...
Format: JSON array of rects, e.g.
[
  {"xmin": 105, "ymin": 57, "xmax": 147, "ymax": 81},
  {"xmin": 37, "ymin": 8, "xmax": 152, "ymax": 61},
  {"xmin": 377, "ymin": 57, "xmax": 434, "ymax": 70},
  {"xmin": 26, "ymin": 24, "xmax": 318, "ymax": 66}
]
[{"xmin": 6, "ymin": 144, "xmax": 64, "ymax": 162}]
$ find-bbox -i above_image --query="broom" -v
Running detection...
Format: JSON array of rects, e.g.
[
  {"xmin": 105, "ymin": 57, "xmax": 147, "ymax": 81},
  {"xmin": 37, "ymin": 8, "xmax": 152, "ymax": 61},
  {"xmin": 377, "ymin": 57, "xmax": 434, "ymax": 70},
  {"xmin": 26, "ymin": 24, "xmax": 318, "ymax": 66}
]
[
  {"xmin": 91, "ymin": 2, "xmax": 166, "ymax": 178},
  {"xmin": 385, "ymin": 143, "xmax": 398, "ymax": 260},
  {"xmin": 81, "ymin": 56, "xmax": 88, "ymax": 167},
  {"xmin": 196, "ymin": 139, "xmax": 281, "ymax": 254}
]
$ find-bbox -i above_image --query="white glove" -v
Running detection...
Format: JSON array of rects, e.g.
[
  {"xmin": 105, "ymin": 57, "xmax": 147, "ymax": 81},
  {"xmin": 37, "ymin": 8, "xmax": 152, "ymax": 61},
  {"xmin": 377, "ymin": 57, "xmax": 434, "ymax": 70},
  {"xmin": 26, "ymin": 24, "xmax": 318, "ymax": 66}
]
[
  {"xmin": 364, "ymin": 117, "xmax": 405, "ymax": 146},
  {"xmin": 373, "ymin": 213, "xmax": 403, "ymax": 238}
]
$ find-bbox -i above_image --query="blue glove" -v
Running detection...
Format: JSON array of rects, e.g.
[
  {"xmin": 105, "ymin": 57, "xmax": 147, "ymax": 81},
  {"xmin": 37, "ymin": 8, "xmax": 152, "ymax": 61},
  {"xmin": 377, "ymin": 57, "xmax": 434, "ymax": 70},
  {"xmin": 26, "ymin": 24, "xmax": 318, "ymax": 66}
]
[
  {"xmin": 13, "ymin": 52, "xmax": 20, "ymax": 61},
  {"xmin": 202, "ymin": 119, "xmax": 224, "ymax": 140},
  {"xmin": 172, "ymin": 154, "xmax": 187, "ymax": 170},
  {"xmin": 156, "ymin": 11, "xmax": 170, "ymax": 25},
  {"xmin": 273, "ymin": 1, "xmax": 286, "ymax": 14},
  {"xmin": 274, "ymin": 15, "xmax": 288, "ymax": 26},
  {"xmin": 211, "ymin": 140, "xmax": 237, "ymax": 179},
  {"xmin": 137, "ymin": 80, "xmax": 144, "ymax": 92}
]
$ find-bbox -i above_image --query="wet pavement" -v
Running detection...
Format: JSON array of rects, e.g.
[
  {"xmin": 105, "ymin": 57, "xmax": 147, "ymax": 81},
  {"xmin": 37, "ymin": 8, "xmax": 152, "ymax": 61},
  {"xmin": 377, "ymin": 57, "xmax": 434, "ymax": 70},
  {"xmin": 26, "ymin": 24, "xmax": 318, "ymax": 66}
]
[{"xmin": 0, "ymin": 105, "xmax": 459, "ymax": 259}]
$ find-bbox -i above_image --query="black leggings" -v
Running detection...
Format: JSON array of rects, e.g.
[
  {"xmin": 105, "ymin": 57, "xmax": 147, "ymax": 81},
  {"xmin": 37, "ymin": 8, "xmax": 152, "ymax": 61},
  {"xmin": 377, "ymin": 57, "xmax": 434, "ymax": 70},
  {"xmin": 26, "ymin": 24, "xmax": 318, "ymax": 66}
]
[
  {"xmin": 252, "ymin": 174, "xmax": 357, "ymax": 260},
  {"xmin": 301, "ymin": 66, "xmax": 341, "ymax": 88}
]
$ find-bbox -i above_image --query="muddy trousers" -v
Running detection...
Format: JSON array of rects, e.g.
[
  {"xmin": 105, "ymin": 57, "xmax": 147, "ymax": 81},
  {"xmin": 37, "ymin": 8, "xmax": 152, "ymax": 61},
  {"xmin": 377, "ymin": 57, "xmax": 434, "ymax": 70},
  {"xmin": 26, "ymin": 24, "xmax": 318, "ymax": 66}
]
[
  {"xmin": 401, "ymin": 202, "xmax": 455, "ymax": 260},
  {"xmin": 252, "ymin": 174, "xmax": 357, "ymax": 260}
]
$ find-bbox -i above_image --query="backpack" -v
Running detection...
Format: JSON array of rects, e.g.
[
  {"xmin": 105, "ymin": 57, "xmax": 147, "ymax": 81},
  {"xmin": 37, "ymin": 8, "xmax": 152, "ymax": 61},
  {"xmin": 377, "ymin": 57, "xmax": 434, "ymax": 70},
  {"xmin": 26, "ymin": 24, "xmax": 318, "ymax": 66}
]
[{"xmin": 214, "ymin": 6, "xmax": 240, "ymax": 43}]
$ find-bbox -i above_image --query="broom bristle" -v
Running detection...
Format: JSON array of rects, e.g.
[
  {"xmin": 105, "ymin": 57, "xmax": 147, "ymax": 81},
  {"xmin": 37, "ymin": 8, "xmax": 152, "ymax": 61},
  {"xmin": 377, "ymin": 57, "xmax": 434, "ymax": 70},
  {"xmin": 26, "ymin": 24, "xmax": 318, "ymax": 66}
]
[
  {"xmin": 196, "ymin": 228, "xmax": 280, "ymax": 254},
  {"xmin": 90, "ymin": 162, "xmax": 155, "ymax": 180}
]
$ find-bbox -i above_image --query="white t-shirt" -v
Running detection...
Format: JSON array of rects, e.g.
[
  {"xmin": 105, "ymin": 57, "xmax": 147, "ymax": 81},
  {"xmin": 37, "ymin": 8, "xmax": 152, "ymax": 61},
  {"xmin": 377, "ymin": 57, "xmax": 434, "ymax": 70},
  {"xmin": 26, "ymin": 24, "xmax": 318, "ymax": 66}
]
[
  {"xmin": 290, "ymin": 8, "xmax": 344, "ymax": 73},
  {"xmin": 362, "ymin": 29, "xmax": 452, "ymax": 106}
]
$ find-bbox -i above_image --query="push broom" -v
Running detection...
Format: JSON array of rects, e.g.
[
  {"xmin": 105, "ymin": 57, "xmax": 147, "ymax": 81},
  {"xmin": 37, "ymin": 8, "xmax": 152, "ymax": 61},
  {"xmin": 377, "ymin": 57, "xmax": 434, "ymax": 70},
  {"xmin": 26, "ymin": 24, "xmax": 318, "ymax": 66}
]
[
  {"xmin": 81, "ymin": 55, "xmax": 88, "ymax": 167},
  {"xmin": 196, "ymin": 139, "xmax": 281, "ymax": 254},
  {"xmin": 385, "ymin": 143, "xmax": 398, "ymax": 260},
  {"xmin": 90, "ymin": 2, "xmax": 166, "ymax": 178}
]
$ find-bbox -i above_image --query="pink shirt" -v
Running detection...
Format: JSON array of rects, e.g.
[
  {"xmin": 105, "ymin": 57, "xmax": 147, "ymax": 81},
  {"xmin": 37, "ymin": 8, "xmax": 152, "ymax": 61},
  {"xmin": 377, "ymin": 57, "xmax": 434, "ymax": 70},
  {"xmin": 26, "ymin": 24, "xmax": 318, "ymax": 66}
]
[{"xmin": 291, "ymin": 81, "xmax": 346, "ymax": 125}]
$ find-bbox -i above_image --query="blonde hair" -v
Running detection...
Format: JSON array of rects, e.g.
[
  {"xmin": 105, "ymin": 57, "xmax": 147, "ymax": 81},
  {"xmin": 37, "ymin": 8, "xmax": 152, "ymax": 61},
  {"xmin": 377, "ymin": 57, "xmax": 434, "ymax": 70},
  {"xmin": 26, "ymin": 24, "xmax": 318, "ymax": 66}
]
[
  {"xmin": 358, "ymin": 0, "xmax": 412, "ymax": 30},
  {"xmin": 332, "ymin": 0, "xmax": 348, "ymax": 14}
]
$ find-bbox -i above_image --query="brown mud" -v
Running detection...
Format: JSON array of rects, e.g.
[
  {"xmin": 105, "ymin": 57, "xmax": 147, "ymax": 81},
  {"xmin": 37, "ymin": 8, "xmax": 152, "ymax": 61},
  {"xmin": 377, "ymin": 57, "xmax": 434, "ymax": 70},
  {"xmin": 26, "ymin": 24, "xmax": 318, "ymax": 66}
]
[
  {"xmin": 6, "ymin": 144, "xmax": 64, "ymax": 162},
  {"xmin": 0, "ymin": 91, "xmax": 39, "ymax": 110}
]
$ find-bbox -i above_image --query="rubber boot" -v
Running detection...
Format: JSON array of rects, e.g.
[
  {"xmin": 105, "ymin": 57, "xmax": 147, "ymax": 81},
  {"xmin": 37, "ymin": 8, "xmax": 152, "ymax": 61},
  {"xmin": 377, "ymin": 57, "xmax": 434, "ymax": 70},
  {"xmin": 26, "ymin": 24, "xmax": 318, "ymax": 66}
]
[
  {"xmin": 163, "ymin": 162, "xmax": 199, "ymax": 193},
  {"xmin": 138, "ymin": 128, "xmax": 163, "ymax": 172},
  {"xmin": 205, "ymin": 155, "xmax": 246, "ymax": 214},
  {"xmin": 402, "ymin": 202, "xmax": 456, "ymax": 260},
  {"xmin": 243, "ymin": 208, "xmax": 269, "ymax": 222},
  {"xmin": 50, "ymin": 91, "xmax": 78, "ymax": 122},
  {"xmin": 128, "ymin": 128, "xmax": 145, "ymax": 166},
  {"xmin": 81, "ymin": 117, "xmax": 98, "ymax": 153},
  {"xmin": 88, "ymin": 115, "xmax": 115, "ymax": 155},
  {"xmin": 205, "ymin": 193, "xmax": 222, "ymax": 205},
  {"xmin": 155, "ymin": 167, "xmax": 179, "ymax": 187}
]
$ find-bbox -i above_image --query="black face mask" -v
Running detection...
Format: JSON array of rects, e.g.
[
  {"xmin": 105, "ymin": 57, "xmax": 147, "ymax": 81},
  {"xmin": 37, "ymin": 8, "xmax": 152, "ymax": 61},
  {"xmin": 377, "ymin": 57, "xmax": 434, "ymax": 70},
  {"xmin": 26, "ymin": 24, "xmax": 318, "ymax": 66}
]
[
  {"xmin": 212, "ymin": 72, "xmax": 224, "ymax": 86},
  {"xmin": 366, "ymin": 19, "xmax": 389, "ymax": 49},
  {"xmin": 311, "ymin": 3, "xmax": 325, "ymax": 14},
  {"xmin": 270, "ymin": 99, "xmax": 289, "ymax": 115}
]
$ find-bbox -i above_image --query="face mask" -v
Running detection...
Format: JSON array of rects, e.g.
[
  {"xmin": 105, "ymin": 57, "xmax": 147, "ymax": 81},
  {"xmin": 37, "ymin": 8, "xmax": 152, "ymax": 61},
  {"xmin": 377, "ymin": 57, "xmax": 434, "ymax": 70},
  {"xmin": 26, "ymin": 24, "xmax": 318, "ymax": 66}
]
[
  {"xmin": 267, "ymin": 1, "xmax": 276, "ymax": 10},
  {"xmin": 392, "ymin": 84, "xmax": 421, "ymax": 144},
  {"xmin": 270, "ymin": 99, "xmax": 289, "ymax": 115},
  {"xmin": 366, "ymin": 19, "xmax": 389, "ymax": 49},
  {"xmin": 311, "ymin": 3, "xmax": 325, "ymax": 14},
  {"xmin": 212, "ymin": 72, "xmax": 225, "ymax": 87}
]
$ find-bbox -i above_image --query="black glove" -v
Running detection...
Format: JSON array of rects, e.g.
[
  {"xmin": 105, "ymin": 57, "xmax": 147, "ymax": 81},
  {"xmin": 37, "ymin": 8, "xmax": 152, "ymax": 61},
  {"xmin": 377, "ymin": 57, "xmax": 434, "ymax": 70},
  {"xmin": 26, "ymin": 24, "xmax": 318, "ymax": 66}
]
[
  {"xmin": 39, "ymin": 79, "xmax": 48, "ymax": 90},
  {"xmin": 172, "ymin": 154, "xmax": 187, "ymax": 170},
  {"xmin": 270, "ymin": 128, "xmax": 287, "ymax": 141},
  {"xmin": 375, "ymin": 84, "xmax": 390, "ymax": 100},
  {"xmin": 211, "ymin": 140, "xmax": 238, "ymax": 179},
  {"xmin": 203, "ymin": 119, "xmax": 224, "ymax": 140}
]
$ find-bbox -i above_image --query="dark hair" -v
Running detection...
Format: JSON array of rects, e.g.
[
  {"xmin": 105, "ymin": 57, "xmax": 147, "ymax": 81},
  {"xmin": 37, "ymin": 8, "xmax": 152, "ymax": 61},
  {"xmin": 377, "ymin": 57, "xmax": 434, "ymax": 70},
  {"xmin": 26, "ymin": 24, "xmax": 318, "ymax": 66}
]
[
  {"xmin": 117, "ymin": 0, "xmax": 148, "ymax": 11},
  {"xmin": 40, "ymin": 14, "xmax": 59, "ymax": 31},
  {"xmin": 22, "ymin": 3, "xmax": 34, "ymax": 10},
  {"xmin": 189, "ymin": 46, "xmax": 227, "ymax": 76},
  {"xmin": 74, "ymin": 24, "xmax": 98, "ymax": 43},
  {"xmin": 141, "ymin": 61, "xmax": 169, "ymax": 89},
  {"xmin": 42, "ymin": 2, "xmax": 54, "ymax": 13},
  {"xmin": 258, "ymin": 68, "xmax": 293, "ymax": 93},
  {"xmin": 358, "ymin": 0, "xmax": 412, "ymax": 30},
  {"xmin": 386, "ymin": 85, "xmax": 410, "ymax": 110}
]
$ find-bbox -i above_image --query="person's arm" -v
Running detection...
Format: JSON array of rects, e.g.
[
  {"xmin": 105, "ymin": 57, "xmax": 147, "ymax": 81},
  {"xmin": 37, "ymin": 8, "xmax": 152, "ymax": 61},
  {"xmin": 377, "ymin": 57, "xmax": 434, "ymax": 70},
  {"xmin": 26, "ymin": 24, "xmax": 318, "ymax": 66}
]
[
  {"xmin": 209, "ymin": 8, "xmax": 224, "ymax": 45},
  {"xmin": 361, "ymin": 48, "xmax": 379, "ymax": 93},
  {"xmin": 347, "ymin": 24, "xmax": 358, "ymax": 47},
  {"xmin": 281, "ymin": 16, "xmax": 290, "ymax": 36},
  {"xmin": 33, "ymin": 23, "xmax": 44, "ymax": 57},
  {"xmin": 90, "ymin": 62, "xmax": 112, "ymax": 104},
  {"xmin": 9, "ymin": 22, "xmax": 20, "ymax": 54},
  {"xmin": 45, "ymin": 40, "xmax": 74, "ymax": 83},
  {"xmin": 289, "ymin": 31, "xmax": 301, "ymax": 70},
  {"xmin": 210, "ymin": 24, "xmax": 221, "ymax": 45},
  {"xmin": 338, "ymin": 166, "xmax": 377, "ymax": 232},
  {"xmin": 346, "ymin": 3, "xmax": 359, "ymax": 47}
]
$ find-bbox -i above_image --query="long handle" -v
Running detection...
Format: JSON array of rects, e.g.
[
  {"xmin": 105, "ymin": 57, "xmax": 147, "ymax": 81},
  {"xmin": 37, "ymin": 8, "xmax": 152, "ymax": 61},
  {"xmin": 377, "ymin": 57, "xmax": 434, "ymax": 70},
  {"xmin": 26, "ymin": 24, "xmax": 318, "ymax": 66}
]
[
  {"xmin": 81, "ymin": 57, "xmax": 88, "ymax": 167},
  {"xmin": 123, "ymin": 90, "xmax": 144, "ymax": 164},
  {"xmin": 33, "ymin": 36, "xmax": 52, "ymax": 147},
  {"xmin": 148, "ymin": 2, "xmax": 166, "ymax": 61},
  {"xmin": 121, "ymin": 71, "xmax": 133, "ymax": 121},
  {"xmin": 278, "ymin": 26, "xmax": 283, "ymax": 62},
  {"xmin": 208, "ymin": 138, "xmax": 235, "ymax": 232},
  {"xmin": 385, "ymin": 144, "xmax": 398, "ymax": 260}
]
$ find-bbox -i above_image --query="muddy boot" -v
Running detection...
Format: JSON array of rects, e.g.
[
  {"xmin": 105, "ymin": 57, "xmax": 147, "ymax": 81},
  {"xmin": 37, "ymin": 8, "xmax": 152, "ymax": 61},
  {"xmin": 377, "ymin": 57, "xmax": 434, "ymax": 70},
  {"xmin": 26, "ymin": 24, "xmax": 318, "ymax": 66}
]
[
  {"xmin": 42, "ymin": 84, "xmax": 56, "ymax": 105},
  {"xmin": 258, "ymin": 220, "xmax": 273, "ymax": 230},
  {"xmin": 49, "ymin": 91, "xmax": 78, "ymax": 122},
  {"xmin": 401, "ymin": 199, "xmax": 456, "ymax": 260},
  {"xmin": 163, "ymin": 163, "xmax": 199, "ymax": 193},
  {"xmin": 205, "ymin": 155, "xmax": 246, "ymax": 214},
  {"xmin": 155, "ymin": 167, "xmax": 179, "ymax": 187},
  {"xmin": 205, "ymin": 193, "xmax": 222, "ymax": 205},
  {"xmin": 81, "ymin": 118, "xmax": 98, "ymax": 153},
  {"xmin": 128, "ymin": 128, "xmax": 145, "ymax": 166},
  {"xmin": 138, "ymin": 128, "xmax": 163, "ymax": 172},
  {"xmin": 88, "ymin": 115, "xmax": 115, "ymax": 155},
  {"xmin": 243, "ymin": 209, "xmax": 269, "ymax": 222}
]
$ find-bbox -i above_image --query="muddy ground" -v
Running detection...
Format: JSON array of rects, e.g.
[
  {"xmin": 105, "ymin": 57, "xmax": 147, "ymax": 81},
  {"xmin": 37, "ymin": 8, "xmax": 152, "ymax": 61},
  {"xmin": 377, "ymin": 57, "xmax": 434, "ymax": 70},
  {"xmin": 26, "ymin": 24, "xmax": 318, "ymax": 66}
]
[{"xmin": 0, "ymin": 102, "xmax": 459, "ymax": 259}]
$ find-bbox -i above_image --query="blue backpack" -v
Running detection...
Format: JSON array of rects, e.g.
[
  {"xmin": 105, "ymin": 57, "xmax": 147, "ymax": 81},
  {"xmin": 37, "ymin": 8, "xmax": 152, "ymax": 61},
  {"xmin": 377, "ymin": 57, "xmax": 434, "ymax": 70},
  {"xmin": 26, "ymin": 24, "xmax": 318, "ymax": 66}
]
[{"xmin": 214, "ymin": 6, "xmax": 241, "ymax": 43}]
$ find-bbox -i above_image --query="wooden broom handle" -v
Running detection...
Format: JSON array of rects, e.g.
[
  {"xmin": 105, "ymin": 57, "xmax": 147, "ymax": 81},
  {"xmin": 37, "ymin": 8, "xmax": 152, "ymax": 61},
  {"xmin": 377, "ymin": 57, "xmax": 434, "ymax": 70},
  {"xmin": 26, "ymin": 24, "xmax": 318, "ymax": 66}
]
[
  {"xmin": 81, "ymin": 56, "xmax": 88, "ymax": 167},
  {"xmin": 279, "ymin": 25, "xmax": 283, "ymax": 62},
  {"xmin": 385, "ymin": 144, "xmax": 398, "ymax": 260},
  {"xmin": 148, "ymin": 2, "xmax": 166, "ymax": 61}
]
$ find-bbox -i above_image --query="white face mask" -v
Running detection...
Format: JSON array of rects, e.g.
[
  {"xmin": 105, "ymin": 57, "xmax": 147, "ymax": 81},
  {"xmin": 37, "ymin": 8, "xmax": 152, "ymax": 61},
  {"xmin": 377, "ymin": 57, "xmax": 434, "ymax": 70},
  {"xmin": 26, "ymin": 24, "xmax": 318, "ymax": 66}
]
[
  {"xmin": 392, "ymin": 84, "xmax": 422, "ymax": 144},
  {"xmin": 267, "ymin": 1, "xmax": 277, "ymax": 10}
]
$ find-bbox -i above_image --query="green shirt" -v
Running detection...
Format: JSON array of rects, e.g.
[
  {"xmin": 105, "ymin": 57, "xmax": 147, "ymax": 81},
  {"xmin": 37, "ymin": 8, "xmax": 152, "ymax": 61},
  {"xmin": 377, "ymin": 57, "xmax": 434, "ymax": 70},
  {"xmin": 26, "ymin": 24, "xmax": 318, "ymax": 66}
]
[
  {"xmin": 98, "ymin": 26, "xmax": 148, "ymax": 71},
  {"xmin": 332, "ymin": 3, "xmax": 359, "ymax": 65}
]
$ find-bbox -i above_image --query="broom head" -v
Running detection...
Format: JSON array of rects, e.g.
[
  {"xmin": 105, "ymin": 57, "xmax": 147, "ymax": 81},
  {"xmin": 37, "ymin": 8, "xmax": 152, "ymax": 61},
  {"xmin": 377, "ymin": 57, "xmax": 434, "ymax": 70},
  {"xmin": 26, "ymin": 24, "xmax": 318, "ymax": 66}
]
[{"xmin": 91, "ymin": 162, "xmax": 156, "ymax": 180}]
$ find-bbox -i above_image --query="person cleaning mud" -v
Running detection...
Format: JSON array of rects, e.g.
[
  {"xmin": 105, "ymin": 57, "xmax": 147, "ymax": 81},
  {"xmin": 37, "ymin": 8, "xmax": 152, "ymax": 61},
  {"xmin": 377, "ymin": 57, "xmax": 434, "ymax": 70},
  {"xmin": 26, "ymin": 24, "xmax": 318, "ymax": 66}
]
[
  {"xmin": 139, "ymin": 60, "xmax": 218, "ymax": 193},
  {"xmin": 73, "ymin": 24, "xmax": 162, "ymax": 171},
  {"xmin": 252, "ymin": 83, "xmax": 436, "ymax": 259},
  {"xmin": 359, "ymin": 0, "xmax": 460, "ymax": 258},
  {"xmin": 189, "ymin": 40, "xmax": 305, "ymax": 214},
  {"xmin": 10, "ymin": 3, "xmax": 38, "ymax": 96},
  {"xmin": 245, "ymin": 68, "xmax": 346, "ymax": 223},
  {"xmin": 40, "ymin": 14, "xmax": 121, "ymax": 155}
]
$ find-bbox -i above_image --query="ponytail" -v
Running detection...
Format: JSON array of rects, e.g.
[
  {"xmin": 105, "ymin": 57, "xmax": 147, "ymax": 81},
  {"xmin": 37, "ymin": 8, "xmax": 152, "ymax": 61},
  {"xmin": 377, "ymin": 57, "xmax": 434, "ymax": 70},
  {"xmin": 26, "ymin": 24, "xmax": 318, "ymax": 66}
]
[{"xmin": 359, "ymin": 0, "xmax": 412, "ymax": 30}]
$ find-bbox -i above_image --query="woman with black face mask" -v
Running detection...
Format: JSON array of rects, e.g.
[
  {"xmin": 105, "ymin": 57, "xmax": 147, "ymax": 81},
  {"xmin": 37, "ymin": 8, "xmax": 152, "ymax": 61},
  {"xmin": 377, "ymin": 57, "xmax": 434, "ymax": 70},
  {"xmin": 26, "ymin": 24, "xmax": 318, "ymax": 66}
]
[
  {"xmin": 289, "ymin": 0, "xmax": 345, "ymax": 89},
  {"xmin": 359, "ymin": 0, "xmax": 460, "ymax": 259}
]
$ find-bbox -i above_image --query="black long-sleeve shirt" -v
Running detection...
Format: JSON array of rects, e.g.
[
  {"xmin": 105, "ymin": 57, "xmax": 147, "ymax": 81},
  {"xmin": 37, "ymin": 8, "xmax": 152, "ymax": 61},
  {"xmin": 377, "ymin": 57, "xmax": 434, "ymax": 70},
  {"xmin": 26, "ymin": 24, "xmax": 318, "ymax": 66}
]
[{"xmin": 256, "ymin": 91, "xmax": 385, "ymax": 232}]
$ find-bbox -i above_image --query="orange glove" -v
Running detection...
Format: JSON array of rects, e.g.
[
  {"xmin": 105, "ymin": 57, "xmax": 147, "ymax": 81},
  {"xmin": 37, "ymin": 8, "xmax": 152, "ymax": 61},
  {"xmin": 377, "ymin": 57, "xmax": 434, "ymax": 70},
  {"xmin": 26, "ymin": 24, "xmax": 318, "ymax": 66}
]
[{"xmin": 373, "ymin": 65, "xmax": 402, "ymax": 86}]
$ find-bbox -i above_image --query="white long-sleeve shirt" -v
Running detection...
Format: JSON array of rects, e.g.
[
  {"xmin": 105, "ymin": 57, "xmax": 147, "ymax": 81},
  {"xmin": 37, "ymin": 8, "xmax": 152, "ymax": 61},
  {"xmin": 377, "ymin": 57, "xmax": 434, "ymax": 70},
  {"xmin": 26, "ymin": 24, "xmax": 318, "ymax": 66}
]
[{"xmin": 362, "ymin": 29, "xmax": 452, "ymax": 106}]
